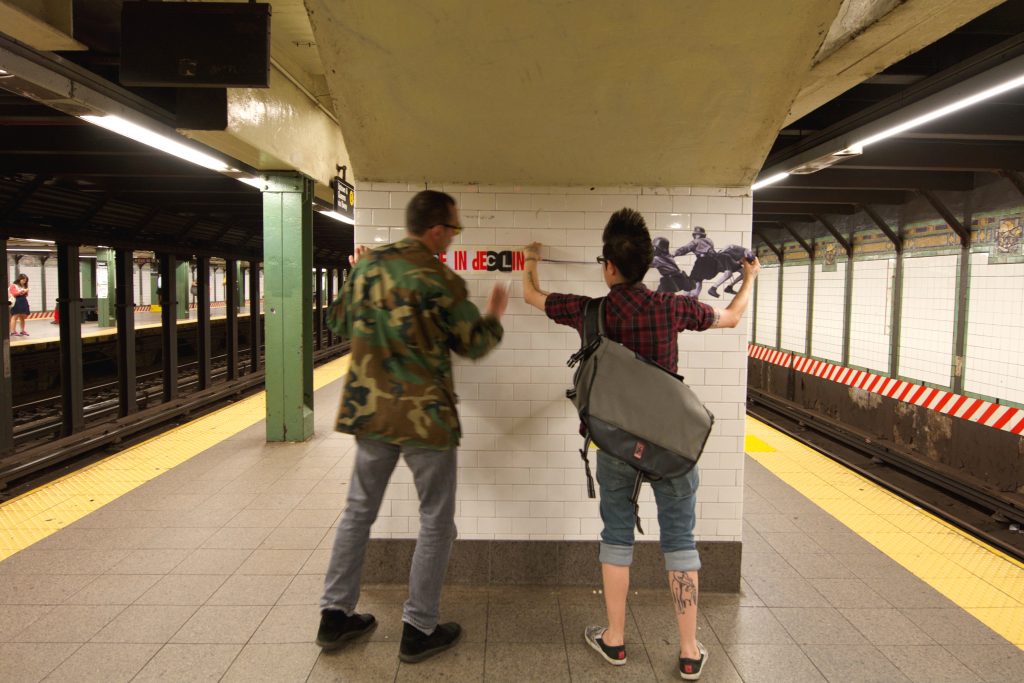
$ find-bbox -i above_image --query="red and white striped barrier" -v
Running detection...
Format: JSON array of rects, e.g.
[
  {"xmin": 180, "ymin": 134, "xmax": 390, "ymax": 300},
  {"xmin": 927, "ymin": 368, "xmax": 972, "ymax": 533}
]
[{"xmin": 747, "ymin": 343, "xmax": 1024, "ymax": 436}]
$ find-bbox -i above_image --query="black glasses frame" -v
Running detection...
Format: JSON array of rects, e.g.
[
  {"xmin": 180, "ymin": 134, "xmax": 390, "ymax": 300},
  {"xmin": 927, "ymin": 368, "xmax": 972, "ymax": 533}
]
[
  {"xmin": 595, "ymin": 256, "xmax": 608, "ymax": 265},
  {"xmin": 440, "ymin": 223, "xmax": 463, "ymax": 235}
]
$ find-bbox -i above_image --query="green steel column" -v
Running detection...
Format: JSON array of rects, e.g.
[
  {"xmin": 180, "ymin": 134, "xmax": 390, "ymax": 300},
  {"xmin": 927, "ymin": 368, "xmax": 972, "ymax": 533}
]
[
  {"xmin": 95, "ymin": 247, "xmax": 116, "ymax": 327},
  {"xmin": 39, "ymin": 255, "xmax": 49, "ymax": 312},
  {"xmin": 262, "ymin": 173, "xmax": 314, "ymax": 442},
  {"xmin": 235, "ymin": 261, "xmax": 245, "ymax": 312},
  {"xmin": 175, "ymin": 261, "xmax": 190, "ymax": 320},
  {"xmin": 149, "ymin": 262, "xmax": 159, "ymax": 307},
  {"xmin": 80, "ymin": 257, "xmax": 95, "ymax": 299}
]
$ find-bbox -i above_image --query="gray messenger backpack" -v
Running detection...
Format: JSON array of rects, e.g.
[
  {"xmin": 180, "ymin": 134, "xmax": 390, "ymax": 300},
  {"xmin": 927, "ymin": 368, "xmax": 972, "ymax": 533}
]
[{"xmin": 566, "ymin": 297, "xmax": 714, "ymax": 532}]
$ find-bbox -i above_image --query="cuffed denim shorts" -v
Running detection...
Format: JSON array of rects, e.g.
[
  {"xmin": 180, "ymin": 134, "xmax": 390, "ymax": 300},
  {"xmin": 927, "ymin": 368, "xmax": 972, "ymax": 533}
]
[{"xmin": 596, "ymin": 449, "xmax": 701, "ymax": 572}]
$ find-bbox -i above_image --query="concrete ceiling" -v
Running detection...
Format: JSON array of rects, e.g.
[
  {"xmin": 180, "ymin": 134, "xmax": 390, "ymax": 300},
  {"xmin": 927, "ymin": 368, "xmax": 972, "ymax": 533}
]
[{"xmin": 306, "ymin": 0, "xmax": 842, "ymax": 187}]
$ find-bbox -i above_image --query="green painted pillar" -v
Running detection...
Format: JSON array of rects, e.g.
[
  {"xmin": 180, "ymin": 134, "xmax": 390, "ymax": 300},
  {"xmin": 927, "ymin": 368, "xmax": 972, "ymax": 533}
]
[
  {"xmin": 96, "ymin": 247, "xmax": 116, "ymax": 327},
  {"xmin": 175, "ymin": 261, "xmax": 190, "ymax": 320},
  {"xmin": 262, "ymin": 173, "xmax": 314, "ymax": 442},
  {"xmin": 80, "ymin": 258, "xmax": 96, "ymax": 299},
  {"xmin": 149, "ymin": 262, "xmax": 159, "ymax": 307},
  {"xmin": 235, "ymin": 261, "xmax": 245, "ymax": 312}
]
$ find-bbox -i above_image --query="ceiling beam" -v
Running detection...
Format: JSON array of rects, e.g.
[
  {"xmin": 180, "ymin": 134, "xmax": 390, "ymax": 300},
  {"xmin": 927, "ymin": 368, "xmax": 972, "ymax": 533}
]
[
  {"xmin": 858, "ymin": 204, "xmax": 903, "ymax": 252},
  {"xmin": 752, "ymin": 187, "xmax": 907, "ymax": 205},
  {"xmin": 999, "ymin": 169, "xmax": 1024, "ymax": 199},
  {"xmin": 814, "ymin": 214, "xmax": 852, "ymax": 256},
  {"xmin": 841, "ymin": 140, "xmax": 1024, "ymax": 172},
  {"xmin": 779, "ymin": 221, "xmax": 815, "ymax": 258},
  {"xmin": 774, "ymin": 169, "xmax": 974, "ymax": 191},
  {"xmin": 755, "ymin": 202, "xmax": 856, "ymax": 215},
  {"xmin": 752, "ymin": 226, "xmax": 782, "ymax": 261},
  {"xmin": 916, "ymin": 189, "xmax": 970, "ymax": 246}
]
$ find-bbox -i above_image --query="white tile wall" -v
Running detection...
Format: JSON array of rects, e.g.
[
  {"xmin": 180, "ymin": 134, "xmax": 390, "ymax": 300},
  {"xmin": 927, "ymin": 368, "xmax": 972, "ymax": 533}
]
[
  {"xmin": 754, "ymin": 266, "xmax": 779, "ymax": 347},
  {"xmin": 811, "ymin": 261, "xmax": 845, "ymax": 362},
  {"xmin": 965, "ymin": 254, "xmax": 1024, "ymax": 404},
  {"xmin": 848, "ymin": 258, "xmax": 894, "ymax": 373},
  {"xmin": 780, "ymin": 264, "xmax": 809, "ymax": 354},
  {"xmin": 898, "ymin": 254, "xmax": 957, "ymax": 387},
  {"xmin": 349, "ymin": 184, "xmax": 752, "ymax": 543}
]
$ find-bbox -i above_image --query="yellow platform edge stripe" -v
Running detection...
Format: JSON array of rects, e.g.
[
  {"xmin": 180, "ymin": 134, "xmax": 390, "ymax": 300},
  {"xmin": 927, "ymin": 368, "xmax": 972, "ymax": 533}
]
[
  {"xmin": 0, "ymin": 356, "xmax": 350, "ymax": 561},
  {"xmin": 746, "ymin": 415, "xmax": 1024, "ymax": 649}
]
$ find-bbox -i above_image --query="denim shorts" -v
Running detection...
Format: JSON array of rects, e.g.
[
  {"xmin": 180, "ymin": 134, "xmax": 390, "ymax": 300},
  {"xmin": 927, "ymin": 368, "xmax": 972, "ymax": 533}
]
[{"xmin": 596, "ymin": 449, "xmax": 701, "ymax": 572}]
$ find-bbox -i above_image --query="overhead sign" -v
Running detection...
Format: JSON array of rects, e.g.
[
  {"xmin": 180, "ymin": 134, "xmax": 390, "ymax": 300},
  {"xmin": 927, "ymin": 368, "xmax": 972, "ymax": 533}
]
[{"xmin": 333, "ymin": 174, "xmax": 355, "ymax": 222}]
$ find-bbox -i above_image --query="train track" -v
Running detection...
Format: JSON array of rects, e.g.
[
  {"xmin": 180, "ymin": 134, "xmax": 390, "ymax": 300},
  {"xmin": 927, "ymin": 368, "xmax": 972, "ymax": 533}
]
[
  {"xmin": 748, "ymin": 388, "xmax": 1024, "ymax": 562},
  {"xmin": 11, "ymin": 350, "xmax": 256, "ymax": 448},
  {"xmin": 0, "ymin": 341, "xmax": 349, "ymax": 496}
]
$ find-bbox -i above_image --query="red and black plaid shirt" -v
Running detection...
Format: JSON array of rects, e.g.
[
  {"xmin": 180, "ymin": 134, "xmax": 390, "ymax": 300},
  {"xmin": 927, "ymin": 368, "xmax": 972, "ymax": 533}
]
[{"xmin": 545, "ymin": 283, "xmax": 716, "ymax": 373}]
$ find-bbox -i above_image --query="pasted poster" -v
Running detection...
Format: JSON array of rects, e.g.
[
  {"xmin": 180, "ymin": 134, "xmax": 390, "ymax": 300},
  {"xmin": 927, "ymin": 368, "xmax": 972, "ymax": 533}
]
[{"xmin": 651, "ymin": 226, "xmax": 753, "ymax": 298}]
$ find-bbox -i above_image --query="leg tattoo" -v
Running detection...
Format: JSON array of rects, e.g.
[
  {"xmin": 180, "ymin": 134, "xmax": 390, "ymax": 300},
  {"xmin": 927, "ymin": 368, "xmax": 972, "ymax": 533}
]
[{"xmin": 669, "ymin": 571, "xmax": 698, "ymax": 615}]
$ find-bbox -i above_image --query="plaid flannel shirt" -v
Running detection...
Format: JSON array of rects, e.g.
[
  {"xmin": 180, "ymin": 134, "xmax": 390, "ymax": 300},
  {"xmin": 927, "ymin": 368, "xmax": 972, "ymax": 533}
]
[{"xmin": 544, "ymin": 283, "xmax": 716, "ymax": 373}]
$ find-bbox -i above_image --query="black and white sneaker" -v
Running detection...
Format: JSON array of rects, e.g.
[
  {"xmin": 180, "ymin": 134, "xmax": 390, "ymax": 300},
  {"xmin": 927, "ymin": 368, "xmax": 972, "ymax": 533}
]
[
  {"xmin": 584, "ymin": 625, "xmax": 626, "ymax": 666},
  {"xmin": 679, "ymin": 641, "xmax": 708, "ymax": 680},
  {"xmin": 316, "ymin": 610, "xmax": 377, "ymax": 650}
]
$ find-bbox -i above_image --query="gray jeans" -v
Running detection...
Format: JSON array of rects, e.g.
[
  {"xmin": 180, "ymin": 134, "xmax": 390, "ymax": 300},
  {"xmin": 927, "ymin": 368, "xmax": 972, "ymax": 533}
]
[{"xmin": 321, "ymin": 437, "xmax": 458, "ymax": 633}]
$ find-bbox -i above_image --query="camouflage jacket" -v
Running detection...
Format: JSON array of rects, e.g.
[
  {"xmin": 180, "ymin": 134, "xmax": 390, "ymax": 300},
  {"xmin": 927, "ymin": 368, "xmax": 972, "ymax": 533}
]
[{"xmin": 328, "ymin": 237, "xmax": 503, "ymax": 449}]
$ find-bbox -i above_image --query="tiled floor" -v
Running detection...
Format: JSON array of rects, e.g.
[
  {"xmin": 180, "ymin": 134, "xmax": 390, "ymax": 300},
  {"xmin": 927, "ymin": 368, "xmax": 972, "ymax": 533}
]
[{"xmin": 1, "ymin": 383, "xmax": 1023, "ymax": 681}]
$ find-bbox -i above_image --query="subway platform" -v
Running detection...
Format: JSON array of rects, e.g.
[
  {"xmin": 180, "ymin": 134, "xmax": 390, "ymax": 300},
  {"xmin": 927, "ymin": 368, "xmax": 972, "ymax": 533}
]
[{"xmin": 0, "ymin": 358, "xmax": 1022, "ymax": 682}]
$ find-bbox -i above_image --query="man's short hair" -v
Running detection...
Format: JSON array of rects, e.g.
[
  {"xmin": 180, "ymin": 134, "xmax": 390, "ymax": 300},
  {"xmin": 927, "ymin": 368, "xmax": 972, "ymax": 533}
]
[
  {"xmin": 602, "ymin": 208, "xmax": 654, "ymax": 284},
  {"xmin": 406, "ymin": 190, "xmax": 456, "ymax": 236}
]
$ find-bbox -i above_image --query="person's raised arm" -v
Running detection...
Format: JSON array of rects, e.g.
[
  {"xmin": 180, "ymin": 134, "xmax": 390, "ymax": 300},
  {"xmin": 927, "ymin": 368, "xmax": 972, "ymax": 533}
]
[
  {"xmin": 711, "ymin": 257, "xmax": 760, "ymax": 328},
  {"xmin": 522, "ymin": 241, "xmax": 548, "ymax": 311}
]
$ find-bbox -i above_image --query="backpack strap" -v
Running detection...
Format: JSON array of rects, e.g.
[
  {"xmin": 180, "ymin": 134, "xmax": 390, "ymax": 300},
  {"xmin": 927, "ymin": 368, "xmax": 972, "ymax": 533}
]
[
  {"xmin": 582, "ymin": 296, "xmax": 606, "ymax": 345},
  {"xmin": 574, "ymin": 297, "xmax": 605, "ymax": 501},
  {"xmin": 579, "ymin": 433, "xmax": 596, "ymax": 499},
  {"xmin": 629, "ymin": 470, "xmax": 646, "ymax": 535}
]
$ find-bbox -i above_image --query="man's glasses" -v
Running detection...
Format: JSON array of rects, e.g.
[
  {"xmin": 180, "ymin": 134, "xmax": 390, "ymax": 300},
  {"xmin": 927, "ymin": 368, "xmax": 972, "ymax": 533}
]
[
  {"xmin": 596, "ymin": 256, "xmax": 608, "ymax": 265},
  {"xmin": 441, "ymin": 223, "xmax": 463, "ymax": 235}
]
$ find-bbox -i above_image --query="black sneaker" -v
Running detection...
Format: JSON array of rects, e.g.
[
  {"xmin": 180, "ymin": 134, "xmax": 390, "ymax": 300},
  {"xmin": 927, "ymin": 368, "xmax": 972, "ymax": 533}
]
[
  {"xmin": 584, "ymin": 625, "xmax": 626, "ymax": 666},
  {"xmin": 679, "ymin": 641, "xmax": 708, "ymax": 680},
  {"xmin": 316, "ymin": 609, "xmax": 377, "ymax": 650},
  {"xmin": 708, "ymin": 286, "xmax": 720, "ymax": 298},
  {"xmin": 399, "ymin": 621, "xmax": 462, "ymax": 663},
  {"xmin": 724, "ymin": 285, "xmax": 737, "ymax": 295}
]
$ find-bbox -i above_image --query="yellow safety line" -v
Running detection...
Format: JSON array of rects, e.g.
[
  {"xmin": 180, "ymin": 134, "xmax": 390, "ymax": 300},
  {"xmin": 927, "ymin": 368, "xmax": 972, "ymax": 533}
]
[
  {"xmin": 745, "ymin": 415, "xmax": 1024, "ymax": 649},
  {"xmin": 0, "ymin": 356, "xmax": 350, "ymax": 562}
]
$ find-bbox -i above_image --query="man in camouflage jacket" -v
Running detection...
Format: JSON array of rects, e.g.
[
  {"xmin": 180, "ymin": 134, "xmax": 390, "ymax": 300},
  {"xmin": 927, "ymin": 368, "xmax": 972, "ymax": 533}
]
[{"xmin": 317, "ymin": 190, "xmax": 508, "ymax": 663}]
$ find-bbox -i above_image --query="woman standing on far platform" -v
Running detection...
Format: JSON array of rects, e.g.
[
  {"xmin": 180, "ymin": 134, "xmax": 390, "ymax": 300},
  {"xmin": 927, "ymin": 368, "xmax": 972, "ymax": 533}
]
[{"xmin": 8, "ymin": 273, "xmax": 30, "ymax": 336}]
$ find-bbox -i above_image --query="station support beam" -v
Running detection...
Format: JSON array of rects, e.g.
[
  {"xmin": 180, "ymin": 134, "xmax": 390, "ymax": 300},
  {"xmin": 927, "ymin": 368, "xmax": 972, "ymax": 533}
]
[
  {"xmin": 57, "ymin": 243, "xmax": 84, "ymax": 436},
  {"xmin": 80, "ymin": 257, "xmax": 95, "ymax": 299},
  {"xmin": 262, "ymin": 173, "xmax": 314, "ymax": 442},
  {"xmin": 225, "ymin": 258, "xmax": 239, "ymax": 381},
  {"xmin": 781, "ymin": 222, "xmax": 815, "ymax": 357},
  {"xmin": 175, "ymin": 261, "xmax": 190, "ymax": 320},
  {"xmin": 325, "ymin": 267, "xmax": 335, "ymax": 348},
  {"xmin": 0, "ymin": 239, "xmax": 13, "ymax": 457},
  {"xmin": 249, "ymin": 261, "xmax": 262, "ymax": 374},
  {"xmin": 314, "ymin": 267, "xmax": 324, "ymax": 351},
  {"xmin": 114, "ymin": 248, "xmax": 137, "ymax": 416},
  {"xmin": 158, "ymin": 253, "xmax": 179, "ymax": 401},
  {"xmin": 96, "ymin": 247, "xmax": 116, "ymax": 327},
  {"xmin": 196, "ymin": 256, "xmax": 212, "ymax": 390},
  {"xmin": 860, "ymin": 204, "xmax": 904, "ymax": 377}
]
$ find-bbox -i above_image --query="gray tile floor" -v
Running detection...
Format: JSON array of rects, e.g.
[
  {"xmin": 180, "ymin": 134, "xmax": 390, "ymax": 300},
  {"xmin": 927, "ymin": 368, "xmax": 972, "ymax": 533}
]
[{"xmin": 1, "ymin": 380, "xmax": 1022, "ymax": 681}]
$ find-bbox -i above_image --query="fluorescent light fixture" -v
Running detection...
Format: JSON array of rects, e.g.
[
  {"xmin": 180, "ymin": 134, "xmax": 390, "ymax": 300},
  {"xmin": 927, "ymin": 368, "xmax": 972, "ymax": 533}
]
[
  {"xmin": 19, "ymin": 238, "xmax": 55, "ymax": 245},
  {"xmin": 238, "ymin": 176, "xmax": 264, "ymax": 189},
  {"xmin": 317, "ymin": 208, "xmax": 355, "ymax": 225},
  {"xmin": 80, "ymin": 114, "xmax": 232, "ymax": 172},
  {"xmin": 10, "ymin": 248, "xmax": 54, "ymax": 253},
  {"xmin": 852, "ymin": 73, "xmax": 1024, "ymax": 149},
  {"xmin": 751, "ymin": 172, "xmax": 789, "ymax": 191}
]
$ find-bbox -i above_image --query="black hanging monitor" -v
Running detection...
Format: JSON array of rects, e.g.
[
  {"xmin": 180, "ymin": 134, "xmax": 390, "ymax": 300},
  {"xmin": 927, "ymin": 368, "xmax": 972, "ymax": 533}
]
[{"xmin": 120, "ymin": 1, "xmax": 271, "ymax": 88}]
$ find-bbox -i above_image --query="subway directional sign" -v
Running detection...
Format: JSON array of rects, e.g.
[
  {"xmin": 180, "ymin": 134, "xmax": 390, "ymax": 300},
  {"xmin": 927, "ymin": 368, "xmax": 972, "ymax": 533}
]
[{"xmin": 334, "ymin": 176, "xmax": 355, "ymax": 221}]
